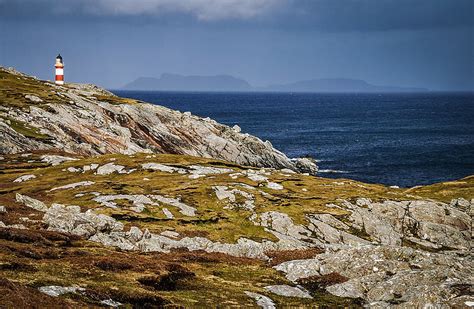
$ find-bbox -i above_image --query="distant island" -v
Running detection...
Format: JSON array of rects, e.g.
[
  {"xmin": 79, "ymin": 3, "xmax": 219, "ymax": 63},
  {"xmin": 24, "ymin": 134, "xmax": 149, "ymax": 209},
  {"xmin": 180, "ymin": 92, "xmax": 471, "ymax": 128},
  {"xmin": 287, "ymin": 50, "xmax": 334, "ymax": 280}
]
[
  {"xmin": 122, "ymin": 73, "xmax": 251, "ymax": 91},
  {"xmin": 122, "ymin": 74, "xmax": 428, "ymax": 93},
  {"xmin": 263, "ymin": 78, "xmax": 428, "ymax": 93}
]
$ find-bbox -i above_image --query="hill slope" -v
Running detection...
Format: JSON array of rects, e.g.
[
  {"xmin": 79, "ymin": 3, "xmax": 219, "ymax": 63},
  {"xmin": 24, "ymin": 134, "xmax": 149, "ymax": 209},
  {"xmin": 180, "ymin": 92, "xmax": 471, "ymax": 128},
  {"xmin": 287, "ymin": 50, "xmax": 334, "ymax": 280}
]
[
  {"xmin": 0, "ymin": 151, "xmax": 472, "ymax": 307},
  {"xmin": 0, "ymin": 66, "xmax": 316, "ymax": 174}
]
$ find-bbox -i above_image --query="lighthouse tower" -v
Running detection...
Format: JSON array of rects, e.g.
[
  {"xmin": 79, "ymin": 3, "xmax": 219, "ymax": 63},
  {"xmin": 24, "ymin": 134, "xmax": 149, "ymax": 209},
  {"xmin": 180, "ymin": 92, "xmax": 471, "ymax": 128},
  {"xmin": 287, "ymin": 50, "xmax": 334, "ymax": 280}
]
[{"xmin": 55, "ymin": 54, "xmax": 64, "ymax": 85}]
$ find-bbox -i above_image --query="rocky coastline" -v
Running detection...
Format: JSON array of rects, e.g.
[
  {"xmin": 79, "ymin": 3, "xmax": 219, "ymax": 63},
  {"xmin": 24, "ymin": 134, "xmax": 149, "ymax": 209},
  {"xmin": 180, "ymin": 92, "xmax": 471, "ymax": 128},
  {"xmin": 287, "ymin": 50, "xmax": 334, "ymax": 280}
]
[
  {"xmin": 0, "ymin": 66, "xmax": 317, "ymax": 175},
  {"xmin": 0, "ymin": 67, "xmax": 472, "ymax": 308}
]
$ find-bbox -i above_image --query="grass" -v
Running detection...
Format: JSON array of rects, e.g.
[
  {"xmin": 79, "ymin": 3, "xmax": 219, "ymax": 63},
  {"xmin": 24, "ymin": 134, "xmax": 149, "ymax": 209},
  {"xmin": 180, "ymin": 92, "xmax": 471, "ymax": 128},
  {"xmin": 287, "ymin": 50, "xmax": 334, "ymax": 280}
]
[
  {"xmin": 406, "ymin": 175, "xmax": 474, "ymax": 202},
  {"xmin": 0, "ymin": 67, "xmax": 138, "ymax": 111},
  {"xmin": 0, "ymin": 116, "xmax": 51, "ymax": 140}
]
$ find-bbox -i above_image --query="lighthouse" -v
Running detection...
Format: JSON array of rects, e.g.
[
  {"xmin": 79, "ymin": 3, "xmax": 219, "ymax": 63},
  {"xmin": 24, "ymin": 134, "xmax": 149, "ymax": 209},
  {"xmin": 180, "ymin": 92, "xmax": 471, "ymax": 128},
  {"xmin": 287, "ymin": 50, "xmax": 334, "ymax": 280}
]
[{"xmin": 55, "ymin": 54, "xmax": 64, "ymax": 85}]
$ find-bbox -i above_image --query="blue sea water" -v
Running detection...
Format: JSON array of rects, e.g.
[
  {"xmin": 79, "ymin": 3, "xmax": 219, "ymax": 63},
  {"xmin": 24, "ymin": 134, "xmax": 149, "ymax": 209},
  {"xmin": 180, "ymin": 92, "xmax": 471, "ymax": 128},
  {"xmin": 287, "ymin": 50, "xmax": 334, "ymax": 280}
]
[{"xmin": 113, "ymin": 91, "xmax": 474, "ymax": 188}]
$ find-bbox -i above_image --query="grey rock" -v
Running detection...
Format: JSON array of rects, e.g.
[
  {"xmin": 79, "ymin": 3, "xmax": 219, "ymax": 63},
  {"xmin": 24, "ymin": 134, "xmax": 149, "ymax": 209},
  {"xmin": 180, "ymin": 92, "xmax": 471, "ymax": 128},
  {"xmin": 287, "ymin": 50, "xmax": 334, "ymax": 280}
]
[
  {"xmin": 13, "ymin": 174, "xmax": 36, "ymax": 182},
  {"xmin": 38, "ymin": 285, "xmax": 85, "ymax": 297},
  {"xmin": 90, "ymin": 232, "xmax": 136, "ymax": 250},
  {"xmin": 327, "ymin": 279, "xmax": 366, "ymax": 299},
  {"xmin": 93, "ymin": 194, "xmax": 159, "ymax": 213},
  {"xmin": 16, "ymin": 193, "xmax": 48, "ymax": 212},
  {"xmin": 100, "ymin": 299, "xmax": 123, "ymax": 307},
  {"xmin": 291, "ymin": 157, "xmax": 318, "ymax": 175},
  {"xmin": 274, "ymin": 259, "xmax": 321, "ymax": 282},
  {"xmin": 0, "ymin": 221, "xmax": 27, "ymax": 229},
  {"xmin": 141, "ymin": 162, "xmax": 186, "ymax": 174},
  {"xmin": 264, "ymin": 285, "xmax": 312, "ymax": 299},
  {"xmin": 0, "ymin": 206, "xmax": 6, "ymax": 213},
  {"xmin": 96, "ymin": 163, "xmax": 125, "ymax": 175},
  {"xmin": 25, "ymin": 94, "xmax": 43, "ymax": 103},
  {"xmin": 50, "ymin": 181, "xmax": 95, "ymax": 191},
  {"xmin": 258, "ymin": 211, "xmax": 315, "ymax": 244},
  {"xmin": 246, "ymin": 171, "xmax": 269, "ymax": 182},
  {"xmin": 67, "ymin": 167, "xmax": 81, "ymax": 173},
  {"xmin": 266, "ymin": 182, "xmax": 283, "ymax": 190},
  {"xmin": 162, "ymin": 208, "xmax": 174, "ymax": 219},
  {"xmin": 213, "ymin": 185, "xmax": 255, "ymax": 210},
  {"xmin": 160, "ymin": 230, "xmax": 180, "ymax": 238},
  {"xmin": 127, "ymin": 226, "xmax": 144, "ymax": 242},
  {"xmin": 43, "ymin": 203, "xmax": 124, "ymax": 238},
  {"xmin": 82, "ymin": 163, "xmax": 99, "ymax": 171},
  {"xmin": 151, "ymin": 195, "xmax": 197, "ymax": 216},
  {"xmin": 41, "ymin": 155, "xmax": 77, "ymax": 166},
  {"xmin": 244, "ymin": 291, "xmax": 276, "ymax": 309},
  {"xmin": 188, "ymin": 165, "xmax": 233, "ymax": 177}
]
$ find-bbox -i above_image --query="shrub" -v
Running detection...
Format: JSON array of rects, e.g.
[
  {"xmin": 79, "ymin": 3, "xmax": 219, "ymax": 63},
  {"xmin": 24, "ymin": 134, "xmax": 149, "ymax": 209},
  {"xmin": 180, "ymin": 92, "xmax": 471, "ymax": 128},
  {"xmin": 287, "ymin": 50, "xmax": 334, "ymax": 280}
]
[{"xmin": 297, "ymin": 272, "xmax": 348, "ymax": 292}]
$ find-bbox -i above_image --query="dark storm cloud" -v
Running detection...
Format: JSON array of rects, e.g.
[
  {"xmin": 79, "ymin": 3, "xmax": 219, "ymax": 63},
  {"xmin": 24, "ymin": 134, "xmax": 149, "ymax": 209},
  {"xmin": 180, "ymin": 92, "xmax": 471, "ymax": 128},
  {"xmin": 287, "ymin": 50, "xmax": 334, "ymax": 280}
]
[
  {"xmin": 1, "ymin": 0, "xmax": 472, "ymax": 31},
  {"xmin": 0, "ymin": 0, "xmax": 472, "ymax": 90},
  {"xmin": 0, "ymin": 0, "xmax": 283, "ymax": 21},
  {"xmin": 281, "ymin": 0, "xmax": 474, "ymax": 31}
]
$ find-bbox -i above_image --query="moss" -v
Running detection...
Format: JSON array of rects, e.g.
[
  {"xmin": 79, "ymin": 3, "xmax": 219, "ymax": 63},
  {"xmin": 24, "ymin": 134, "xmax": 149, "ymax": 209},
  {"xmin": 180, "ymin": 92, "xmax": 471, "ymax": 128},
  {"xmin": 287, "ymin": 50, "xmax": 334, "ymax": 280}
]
[
  {"xmin": 406, "ymin": 175, "xmax": 474, "ymax": 202},
  {"xmin": 0, "ymin": 68, "xmax": 135, "ymax": 111},
  {"xmin": 93, "ymin": 94, "xmax": 139, "ymax": 105},
  {"xmin": 0, "ymin": 116, "xmax": 51, "ymax": 140},
  {"xmin": 137, "ymin": 265, "xmax": 195, "ymax": 291},
  {"xmin": 266, "ymin": 248, "xmax": 324, "ymax": 266},
  {"xmin": 0, "ymin": 70, "xmax": 62, "ymax": 110},
  {"xmin": 297, "ymin": 273, "xmax": 349, "ymax": 292}
]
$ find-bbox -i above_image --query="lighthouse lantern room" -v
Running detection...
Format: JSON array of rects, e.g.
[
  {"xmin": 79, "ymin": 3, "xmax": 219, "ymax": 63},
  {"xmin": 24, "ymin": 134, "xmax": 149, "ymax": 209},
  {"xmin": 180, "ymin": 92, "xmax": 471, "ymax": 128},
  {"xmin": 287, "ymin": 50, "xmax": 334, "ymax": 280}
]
[{"xmin": 55, "ymin": 54, "xmax": 64, "ymax": 85}]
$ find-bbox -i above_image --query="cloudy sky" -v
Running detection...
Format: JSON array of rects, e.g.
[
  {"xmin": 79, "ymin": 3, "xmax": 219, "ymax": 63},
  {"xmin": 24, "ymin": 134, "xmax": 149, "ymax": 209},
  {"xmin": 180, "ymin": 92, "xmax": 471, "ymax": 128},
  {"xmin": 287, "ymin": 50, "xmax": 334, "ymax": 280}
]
[{"xmin": 0, "ymin": 0, "xmax": 472, "ymax": 90}]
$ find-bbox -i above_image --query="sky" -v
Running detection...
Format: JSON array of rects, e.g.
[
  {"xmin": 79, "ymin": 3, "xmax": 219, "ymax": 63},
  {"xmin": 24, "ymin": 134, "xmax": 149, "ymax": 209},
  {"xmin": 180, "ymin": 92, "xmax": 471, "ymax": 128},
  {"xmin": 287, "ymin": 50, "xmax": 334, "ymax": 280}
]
[{"xmin": 0, "ymin": 0, "xmax": 472, "ymax": 90}]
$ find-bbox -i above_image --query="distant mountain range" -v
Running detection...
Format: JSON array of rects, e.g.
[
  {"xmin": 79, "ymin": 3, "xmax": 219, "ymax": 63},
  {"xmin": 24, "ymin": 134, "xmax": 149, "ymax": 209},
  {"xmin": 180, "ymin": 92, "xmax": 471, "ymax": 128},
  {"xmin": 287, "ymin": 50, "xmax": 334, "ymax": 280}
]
[{"xmin": 122, "ymin": 74, "xmax": 428, "ymax": 93}]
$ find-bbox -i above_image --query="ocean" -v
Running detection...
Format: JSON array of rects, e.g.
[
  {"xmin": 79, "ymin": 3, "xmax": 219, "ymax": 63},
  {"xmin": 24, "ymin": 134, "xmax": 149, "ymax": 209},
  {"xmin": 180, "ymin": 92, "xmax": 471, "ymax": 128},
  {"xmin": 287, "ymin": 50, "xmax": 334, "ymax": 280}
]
[{"xmin": 113, "ymin": 91, "xmax": 474, "ymax": 188}]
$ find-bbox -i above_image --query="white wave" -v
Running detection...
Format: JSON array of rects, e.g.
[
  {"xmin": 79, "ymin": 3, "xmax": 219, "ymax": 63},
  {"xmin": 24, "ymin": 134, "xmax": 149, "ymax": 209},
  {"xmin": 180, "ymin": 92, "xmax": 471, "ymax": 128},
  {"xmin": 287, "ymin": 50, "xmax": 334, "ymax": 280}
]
[{"xmin": 318, "ymin": 169, "xmax": 350, "ymax": 174}]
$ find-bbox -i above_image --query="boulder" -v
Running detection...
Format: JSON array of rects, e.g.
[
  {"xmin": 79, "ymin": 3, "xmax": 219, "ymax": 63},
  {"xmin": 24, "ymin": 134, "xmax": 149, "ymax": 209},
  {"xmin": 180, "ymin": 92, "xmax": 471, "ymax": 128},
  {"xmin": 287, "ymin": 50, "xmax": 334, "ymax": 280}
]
[
  {"xmin": 264, "ymin": 285, "xmax": 312, "ymax": 299},
  {"xmin": 244, "ymin": 291, "xmax": 276, "ymax": 309},
  {"xmin": 274, "ymin": 245, "xmax": 473, "ymax": 307}
]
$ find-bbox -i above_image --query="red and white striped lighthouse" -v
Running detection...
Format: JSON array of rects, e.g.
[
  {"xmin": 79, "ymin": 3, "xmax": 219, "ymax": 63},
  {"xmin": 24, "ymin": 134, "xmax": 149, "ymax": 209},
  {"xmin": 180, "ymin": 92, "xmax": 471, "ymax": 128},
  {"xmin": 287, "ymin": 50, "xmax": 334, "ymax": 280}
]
[{"xmin": 55, "ymin": 54, "xmax": 64, "ymax": 85}]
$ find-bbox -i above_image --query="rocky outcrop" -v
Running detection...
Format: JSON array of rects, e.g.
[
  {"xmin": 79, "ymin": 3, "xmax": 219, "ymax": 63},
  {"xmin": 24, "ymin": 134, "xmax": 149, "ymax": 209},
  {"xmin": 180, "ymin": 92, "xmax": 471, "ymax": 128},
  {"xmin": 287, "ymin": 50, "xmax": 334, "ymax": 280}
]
[
  {"xmin": 0, "ymin": 67, "xmax": 317, "ymax": 174},
  {"xmin": 306, "ymin": 199, "xmax": 472, "ymax": 251},
  {"xmin": 15, "ymin": 195, "xmax": 310, "ymax": 259},
  {"xmin": 275, "ymin": 245, "xmax": 473, "ymax": 308}
]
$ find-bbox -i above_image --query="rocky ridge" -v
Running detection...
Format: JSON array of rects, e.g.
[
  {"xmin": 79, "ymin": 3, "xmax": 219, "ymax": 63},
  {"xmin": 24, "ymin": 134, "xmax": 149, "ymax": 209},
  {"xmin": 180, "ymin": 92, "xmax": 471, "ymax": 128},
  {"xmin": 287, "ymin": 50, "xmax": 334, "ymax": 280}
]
[{"xmin": 0, "ymin": 66, "xmax": 316, "ymax": 174}]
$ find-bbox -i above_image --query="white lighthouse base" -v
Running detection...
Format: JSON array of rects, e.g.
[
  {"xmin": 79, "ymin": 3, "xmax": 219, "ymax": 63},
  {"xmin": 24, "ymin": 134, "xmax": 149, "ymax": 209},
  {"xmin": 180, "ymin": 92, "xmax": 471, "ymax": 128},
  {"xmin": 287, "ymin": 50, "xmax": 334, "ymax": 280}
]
[{"xmin": 55, "ymin": 81, "xmax": 64, "ymax": 85}]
